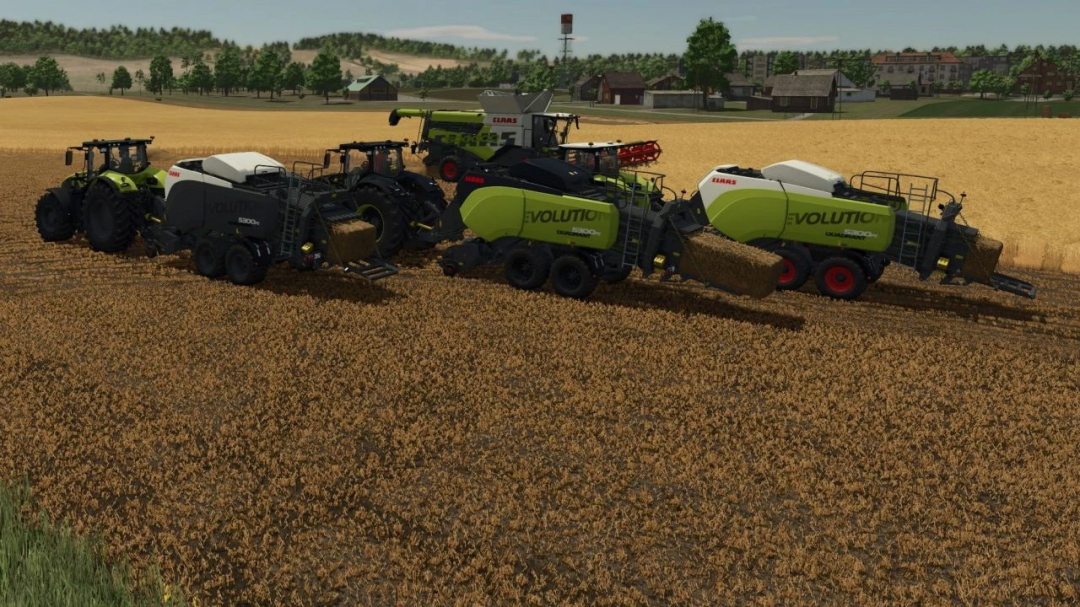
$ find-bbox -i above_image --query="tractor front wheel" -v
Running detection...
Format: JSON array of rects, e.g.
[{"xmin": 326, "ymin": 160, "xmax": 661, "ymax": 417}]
[
  {"xmin": 83, "ymin": 184, "xmax": 138, "ymax": 253},
  {"xmin": 439, "ymin": 156, "xmax": 464, "ymax": 182},
  {"xmin": 550, "ymin": 255, "xmax": 598, "ymax": 300},
  {"xmin": 814, "ymin": 257, "xmax": 867, "ymax": 300},
  {"xmin": 775, "ymin": 248, "xmax": 811, "ymax": 291},
  {"xmin": 35, "ymin": 192, "xmax": 76, "ymax": 242},
  {"xmin": 225, "ymin": 243, "xmax": 268, "ymax": 286},
  {"xmin": 351, "ymin": 187, "xmax": 408, "ymax": 259},
  {"xmin": 504, "ymin": 247, "xmax": 552, "ymax": 291},
  {"xmin": 194, "ymin": 239, "xmax": 226, "ymax": 278}
]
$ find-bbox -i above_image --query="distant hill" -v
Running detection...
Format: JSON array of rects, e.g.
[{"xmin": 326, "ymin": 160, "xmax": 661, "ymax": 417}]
[
  {"xmin": 294, "ymin": 32, "xmax": 503, "ymax": 62},
  {"xmin": 0, "ymin": 20, "xmax": 222, "ymax": 59}
]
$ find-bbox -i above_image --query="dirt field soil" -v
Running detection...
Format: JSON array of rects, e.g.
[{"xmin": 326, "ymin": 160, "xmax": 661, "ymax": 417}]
[{"xmin": 2, "ymin": 149, "xmax": 1080, "ymax": 605}]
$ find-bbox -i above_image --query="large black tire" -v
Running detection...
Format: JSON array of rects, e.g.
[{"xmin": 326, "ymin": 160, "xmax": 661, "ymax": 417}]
[
  {"xmin": 35, "ymin": 192, "xmax": 76, "ymax": 242},
  {"xmin": 225, "ymin": 243, "xmax": 268, "ymax": 286},
  {"xmin": 814, "ymin": 257, "xmax": 868, "ymax": 301},
  {"xmin": 193, "ymin": 239, "xmax": 226, "ymax": 278},
  {"xmin": 439, "ymin": 155, "xmax": 464, "ymax": 183},
  {"xmin": 550, "ymin": 255, "xmax": 598, "ymax": 300},
  {"xmin": 775, "ymin": 248, "xmax": 811, "ymax": 291},
  {"xmin": 83, "ymin": 183, "xmax": 138, "ymax": 253},
  {"xmin": 504, "ymin": 247, "xmax": 552, "ymax": 291},
  {"xmin": 351, "ymin": 186, "xmax": 408, "ymax": 258}
]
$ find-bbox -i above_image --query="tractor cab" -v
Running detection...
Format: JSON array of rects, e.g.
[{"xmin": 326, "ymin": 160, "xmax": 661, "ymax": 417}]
[
  {"xmin": 66, "ymin": 137, "xmax": 155, "ymax": 181},
  {"xmin": 325, "ymin": 141, "xmax": 407, "ymax": 185}
]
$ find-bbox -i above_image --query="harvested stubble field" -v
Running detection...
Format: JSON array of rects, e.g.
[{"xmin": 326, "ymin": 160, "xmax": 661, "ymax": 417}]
[{"xmin": 2, "ymin": 100, "xmax": 1080, "ymax": 605}]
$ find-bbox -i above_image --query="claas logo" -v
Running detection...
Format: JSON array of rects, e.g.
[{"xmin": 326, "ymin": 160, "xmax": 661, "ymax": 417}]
[
  {"xmin": 711, "ymin": 177, "xmax": 737, "ymax": 185},
  {"xmin": 492, "ymin": 117, "xmax": 518, "ymax": 124},
  {"xmin": 464, "ymin": 175, "xmax": 485, "ymax": 184},
  {"xmin": 168, "ymin": 170, "xmax": 180, "ymax": 177}
]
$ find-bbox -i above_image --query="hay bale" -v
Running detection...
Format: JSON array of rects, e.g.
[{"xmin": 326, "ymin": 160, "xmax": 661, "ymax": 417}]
[
  {"xmin": 960, "ymin": 234, "xmax": 1003, "ymax": 283},
  {"xmin": 681, "ymin": 232, "xmax": 784, "ymax": 299},
  {"xmin": 325, "ymin": 219, "xmax": 377, "ymax": 265}
]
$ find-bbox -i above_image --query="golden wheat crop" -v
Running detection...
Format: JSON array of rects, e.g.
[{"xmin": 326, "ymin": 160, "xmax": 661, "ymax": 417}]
[
  {"xmin": 2, "ymin": 149, "xmax": 1080, "ymax": 605},
  {"xmin": 2, "ymin": 96, "xmax": 1077, "ymax": 273}
]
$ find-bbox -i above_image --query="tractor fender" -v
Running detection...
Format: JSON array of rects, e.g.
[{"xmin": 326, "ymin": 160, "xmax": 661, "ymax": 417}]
[
  {"xmin": 89, "ymin": 172, "xmax": 140, "ymax": 195},
  {"xmin": 46, "ymin": 187, "xmax": 77, "ymax": 213}
]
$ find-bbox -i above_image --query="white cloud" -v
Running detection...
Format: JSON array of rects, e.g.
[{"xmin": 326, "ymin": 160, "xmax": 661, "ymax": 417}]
[
  {"xmin": 739, "ymin": 36, "xmax": 839, "ymax": 49},
  {"xmin": 384, "ymin": 25, "xmax": 538, "ymax": 43}
]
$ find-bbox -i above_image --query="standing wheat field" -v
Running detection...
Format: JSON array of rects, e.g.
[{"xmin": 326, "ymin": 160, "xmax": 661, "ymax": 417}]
[{"xmin": 2, "ymin": 98, "xmax": 1080, "ymax": 605}]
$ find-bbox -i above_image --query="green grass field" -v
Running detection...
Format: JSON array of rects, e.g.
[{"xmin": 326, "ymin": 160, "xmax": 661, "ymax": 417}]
[
  {"xmin": 899, "ymin": 98, "xmax": 1080, "ymax": 118},
  {"xmin": 0, "ymin": 482, "xmax": 186, "ymax": 607}
]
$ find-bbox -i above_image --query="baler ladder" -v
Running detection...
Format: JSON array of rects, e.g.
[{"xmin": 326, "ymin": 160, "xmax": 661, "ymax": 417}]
[
  {"xmin": 619, "ymin": 180, "xmax": 646, "ymax": 269},
  {"xmin": 896, "ymin": 183, "xmax": 930, "ymax": 268},
  {"xmin": 279, "ymin": 173, "xmax": 306, "ymax": 258}
]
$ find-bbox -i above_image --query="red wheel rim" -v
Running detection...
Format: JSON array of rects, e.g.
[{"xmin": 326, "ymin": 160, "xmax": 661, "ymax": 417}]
[
  {"xmin": 778, "ymin": 259, "xmax": 796, "ymax": 285},
  {"xmin": 824, "ymin": 266, "xmax": 854, "ymax": 293},
  {"xmin": 443, "ymin": 160, "xmax": 458, "ymax": 179}
]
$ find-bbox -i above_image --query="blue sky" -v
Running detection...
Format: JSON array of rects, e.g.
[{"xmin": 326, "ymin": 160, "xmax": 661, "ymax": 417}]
[{"xmin": 4, "ymin": 0, "xmax": 1078, "ymax": 55}]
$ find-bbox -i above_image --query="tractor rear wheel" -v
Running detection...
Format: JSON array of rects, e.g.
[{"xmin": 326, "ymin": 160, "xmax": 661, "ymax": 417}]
[
  {"xmin": 35, "ymin": 192, "xmax": 76, "ymax": 242},
  {"xmin": 193, "ymin": 239, "xmax": 226, "ymax": 278},
  {"xmin": 550, "ymin": 255, "xmax": 598, "ymax": 300},
  {"xmin": 814, "ymin": 257, "xmax": 867, "ymax": 300},
  {"xmin": 775, "ymin": 248, "xmax": 811, "ymax": 291},
  {"xmin": 225, "ymin": 243, "xmax": 268, "ymax": 286},
  {"xmin": 83, "ymin": 184, "xmax": 138, "ymax": 253},
  {"xmin": 439, "ymin": 156, "xmax": 464, "ymax": 182},
  {"xmin": 352, "ymin": 186, "xmax": 408, "ymax": 258},
  {"xmin": 504, "ymin": 247, "xmax": 552, "ymax": 290}
]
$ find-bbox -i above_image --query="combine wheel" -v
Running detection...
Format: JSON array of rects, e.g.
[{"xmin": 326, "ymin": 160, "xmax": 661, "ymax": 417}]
[
  {"xmin": 504, "ymin": 247, "xmax": 552, "ymax": 291},
  {"xmin": 814, "ymin": 257, "xmax": 867, "ymax": 301},
  {"xmin": 550, "ymin": 255, "xmax": 598, "ymax": 300},
  {"xmin": 83, "ymin": 183, "xmax": 138, "ymax": 253},
  {"xmin": 35, "ymin": 192, "xmax": 76, "ymax": 242},
  {"xmin": 351, "ymin": 187, "xmax": 408, "ymax": 258},
  {"xmin": 193, "ymin": 239, "xmax": 226, "ymax": 278},
  {"xmin": 775, "ymin": 249, "xmax": 811, "ymax": 291},
  {"xmin": 225, "ymin": 243, "xmax": 268, "ymax": 286},
  {"xmin": 439, "ymin": 155, "xmax": 464, "ymax": 182}
]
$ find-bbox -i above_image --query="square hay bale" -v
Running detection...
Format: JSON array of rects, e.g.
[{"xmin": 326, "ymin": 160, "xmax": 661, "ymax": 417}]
[
  {"xmin": 681, "ymin": 232, "xmax": 784, "ymax": 299},
  {"xmin": 326, "ymin": 219, "xmax": 377, "ymax": 265},
  {"xmin": 960, "ymin": 234, "xmax": 1003, "ymax": 283}
]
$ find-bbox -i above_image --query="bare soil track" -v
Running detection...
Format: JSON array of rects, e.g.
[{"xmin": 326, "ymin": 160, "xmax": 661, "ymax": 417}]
[{"xmin": 2, "ymin": 153, "xmax": 1080, "ymax": 605}]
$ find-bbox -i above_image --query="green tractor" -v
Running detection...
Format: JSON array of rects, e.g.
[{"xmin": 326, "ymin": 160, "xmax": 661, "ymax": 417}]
[
  {"xmin": 557, "ymin": 141, "xmax": 666, "ymax": 209},
  {"xmin": 317, "ymin": 141, "xmax": 447, "ymax": 258},
  {"xmin": 35, "ymin": 138, "xmax": 166, "ymax": 252}
]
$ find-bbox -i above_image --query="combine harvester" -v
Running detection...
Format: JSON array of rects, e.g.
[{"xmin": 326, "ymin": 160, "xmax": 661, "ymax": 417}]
[
  {"xmin": 389, "ymin": 90, "xmax": 661, "ymax": 182},
  {"xmin": 35, "ymin": 138, "xmax": 396, "ymax": 286},
  {"xmin": 696, "ymin": 160, "xmax": 1036, "ymax": 300}
]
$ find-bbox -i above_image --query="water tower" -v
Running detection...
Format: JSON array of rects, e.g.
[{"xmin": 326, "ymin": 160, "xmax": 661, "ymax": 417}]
[{"xmin": 559, "ymin": 14, "xmax": 574, "ymax": 89}]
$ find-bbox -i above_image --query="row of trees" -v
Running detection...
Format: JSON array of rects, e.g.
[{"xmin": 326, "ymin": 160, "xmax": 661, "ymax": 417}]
[
  {"xmin": 83, "ymin": 47, "xmax": 346, "ymax": 103},
  {"xmin": 0, "ymin": 56, "xmax": 71, "ymax": 96},
  {"xmin": 0, "ymin": 20, "xmax": 223, "ymax": 59},
  {"xmin": 294, "ymin": 32, "xmax": 502, "ymax": 61}
]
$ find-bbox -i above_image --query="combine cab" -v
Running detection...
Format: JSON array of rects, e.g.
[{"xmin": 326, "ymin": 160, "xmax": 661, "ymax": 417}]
[
  {"xmin": 696, "ymin": 160, "xmax": 1036, "ymax": 300},
  {"xmin": 389, "ymin": 90, "xmax": 579, "ymax": 182},
  {"xmin": 558, "ymin": 141, "xmax": 666, "ymax": 209}
]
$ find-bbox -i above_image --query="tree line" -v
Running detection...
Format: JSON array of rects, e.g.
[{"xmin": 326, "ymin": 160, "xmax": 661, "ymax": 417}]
[
  {"xmin": 0, "ymin": 20, "xmax": 223, "ymax": 59},
  {"xmin": 294, "ymin": 32, "xmax": 503, "ymax": 61},
  {"xmin": 0, "ymin": 56, "xmax": 71, "ymax": 96}
]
